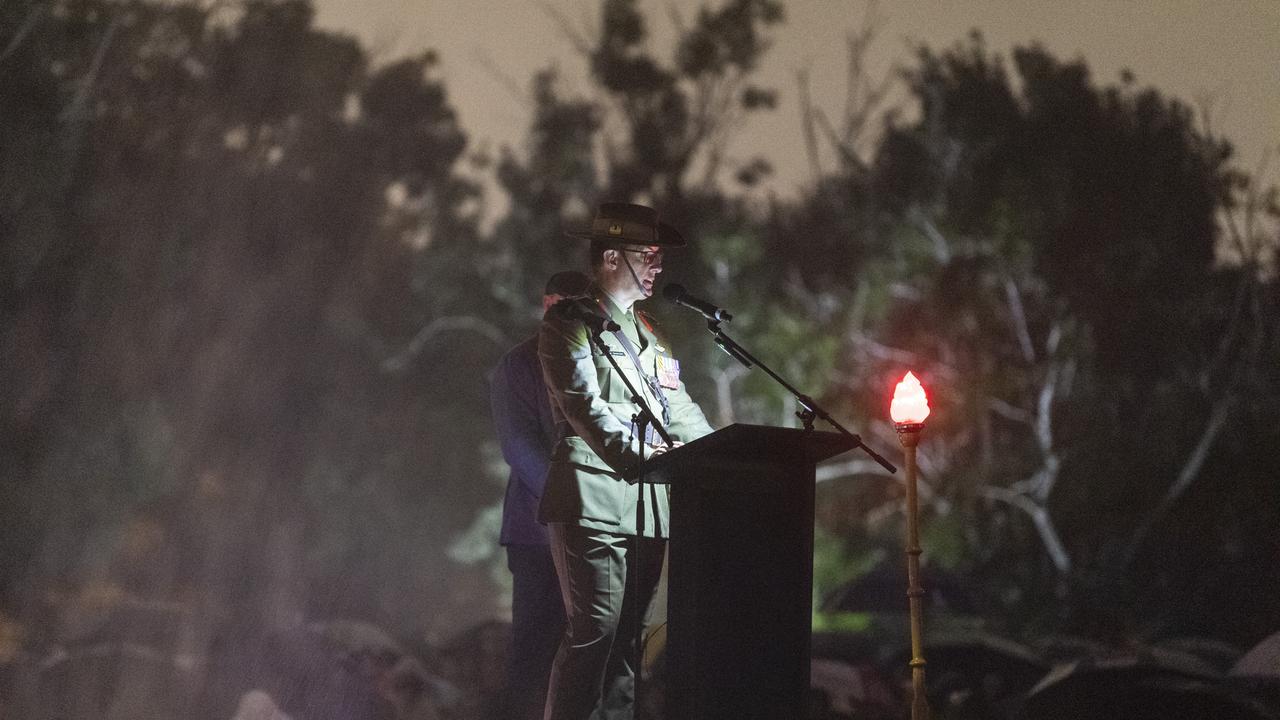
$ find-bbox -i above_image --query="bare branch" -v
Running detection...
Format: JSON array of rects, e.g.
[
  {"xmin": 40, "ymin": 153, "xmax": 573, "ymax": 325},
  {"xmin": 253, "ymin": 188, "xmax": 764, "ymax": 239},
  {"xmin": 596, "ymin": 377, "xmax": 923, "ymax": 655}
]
[
  {"xmin": 795, "ymin": 3, "xmax": 891, "ymax": 176},
  {"xmin": 844, "ymin": 335, "xmax": 961, "ymax": 389},
  {"xmin": 847, "ymin": 335, "xmax": 921, "ymax": 366},
  {"xmin": 780, "ymin": 393, "xmax": 798, "ymax": 429},
  {"xmin": 913, "ymin": 441, "xmax": 943, "ymax": 478},
  {"xmin": 1044, "ymin": 321, "xmax": 1062, "ymax": 354},
  {"xmin": 977, "ymin": 307, "xmax": 1070, "ymax": 572},
  {"xmin": 60, "ymin": 14, "xmax": 121, "ymax": 124},
  {"xmin": 689, "ymin": 71, "xmax": 748, "ymax": 190},
  {"xmin": 814, "ymin": 107, "xmax": 865, "ymax": 174},
  {"xmin": 846, "ymin": 282, "xmax": 870, "ymax": 334},
  {"xmin": 0, "ymin": 2, "xmax": 45, "ymax": 64},
  {"xmin": 538, "ymin": 1, "xmax": 593, "ymax": 56},
  {"xmin": 796, "ymin": 66, "xmax": 824, "ymax": 182},
  {"xmin": 1051, "ymin": 339, "xmax": 1075, "ymax": 392},
  {"xmin": 1008, "ymin": 455, "xmax": 1060, "ymax": 504},
  {"xmin": 1220, "ymin": 190, "xmax": 1251, "ymax": 262},
  {"xmin": 1004, "ymin": 277, "xmax": 1036, "ymax": 363},
  {"xmin": 840, "ymin": 2, "xmax": 887, "ymax": 147},
  {"xmin": 712, "ymin": 363, "xmax": 748, "ymax": 427},
  {"xmin": 1122, "ymin": 397, "xmax": 1233, "ymax": 567},
  {"xmin": 980, "ymin": 485, "xmax": 1071, "ymax": 573},
  {"xmin": 1035, "ymin": 355, "xmax": 1064, "ymax": 454},
  {"xmin": 841, "ymin": 28, "xmax": 870, "ymax": 137},
  {"xmin": 814, "ymin": 458, "xmax": 888, "ymax": 483},
  {"xmin": 864, "ymin": 498, "xmax": 900, "ymax": 528},
  {"xmin": 471, "ymin": 49, "xmax": 533, "ymax": 109},
  {"xmin": 909, "ymin": 208, "xmax": 952, "ymax": 264},
  {"xmin": 816, "ymin": 460, "xmax": 953, "ymax": 516},
  {"xmin": 988, "ymin": 396, "xmax": 1033, "ymax": 425}
]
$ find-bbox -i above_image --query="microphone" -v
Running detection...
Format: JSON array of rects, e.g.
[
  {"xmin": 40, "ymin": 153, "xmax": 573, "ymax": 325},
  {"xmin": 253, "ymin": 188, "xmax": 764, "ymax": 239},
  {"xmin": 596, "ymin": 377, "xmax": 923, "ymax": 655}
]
[
  {"xmin": 663, "ymin": 284, "xmax": 733, "ymax": 322},
  {"xmin": 562, "ymin": 300, "xmax": 621, "ymax": 334}
]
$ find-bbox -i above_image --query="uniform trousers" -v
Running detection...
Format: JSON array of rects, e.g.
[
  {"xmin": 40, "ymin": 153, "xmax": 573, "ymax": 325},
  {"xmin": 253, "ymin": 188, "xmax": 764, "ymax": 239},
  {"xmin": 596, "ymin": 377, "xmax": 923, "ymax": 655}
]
[
  {"xmin": 543, "ymin": 523, "xmax": 666, "ymax": 720},
  {"xmin": 504, "ymin": 544, "xmax": 568, "ymax": 720}
]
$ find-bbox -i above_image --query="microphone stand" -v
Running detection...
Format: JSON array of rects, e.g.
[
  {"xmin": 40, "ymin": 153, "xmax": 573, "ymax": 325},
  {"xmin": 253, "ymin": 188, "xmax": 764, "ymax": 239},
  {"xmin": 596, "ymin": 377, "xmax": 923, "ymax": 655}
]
[
  {"xmin": 705, "ymin": 318, "xmax": 898, "ymax": 474},
  {"xmin": 583, "ymin": 321, "xmax": 672, "ymax": 717}
]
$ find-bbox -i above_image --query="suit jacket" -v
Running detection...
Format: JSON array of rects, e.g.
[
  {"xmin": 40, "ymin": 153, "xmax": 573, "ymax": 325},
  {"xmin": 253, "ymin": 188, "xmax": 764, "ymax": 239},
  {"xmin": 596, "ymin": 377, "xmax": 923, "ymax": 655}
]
[
  {"xmin": 538, "ymin": 289, "xmax": 713, "ymax": 538},
  {"xmin": 490, "ymin": 335, "xmax": 558, "ymax": 545}
]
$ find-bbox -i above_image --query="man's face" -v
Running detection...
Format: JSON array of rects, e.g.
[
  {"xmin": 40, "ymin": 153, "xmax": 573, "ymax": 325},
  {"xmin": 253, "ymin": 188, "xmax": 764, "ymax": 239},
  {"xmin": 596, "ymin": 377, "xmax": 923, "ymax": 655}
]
[{"xmin": 600, "ymin": 244, "xmax": 664, "ymax": 303}]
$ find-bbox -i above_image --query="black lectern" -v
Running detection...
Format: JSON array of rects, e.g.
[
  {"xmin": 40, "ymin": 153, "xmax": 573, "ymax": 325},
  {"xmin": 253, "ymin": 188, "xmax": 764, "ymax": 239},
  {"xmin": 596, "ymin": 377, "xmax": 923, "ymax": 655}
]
[{"xmin": 643, "ymin": 423, "xmax": 857, "ymax": 720}]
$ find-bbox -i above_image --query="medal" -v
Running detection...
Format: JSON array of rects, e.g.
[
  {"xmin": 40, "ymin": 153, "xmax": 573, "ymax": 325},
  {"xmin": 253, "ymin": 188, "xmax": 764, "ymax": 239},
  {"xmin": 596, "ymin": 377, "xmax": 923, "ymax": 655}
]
[{"xmin": 656, "ymin": 355, "xmax": 681, "ymax": 390}]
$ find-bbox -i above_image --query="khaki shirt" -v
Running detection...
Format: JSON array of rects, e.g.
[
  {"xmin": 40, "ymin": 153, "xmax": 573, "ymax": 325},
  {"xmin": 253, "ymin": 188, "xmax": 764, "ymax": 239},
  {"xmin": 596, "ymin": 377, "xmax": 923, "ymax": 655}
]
[{"xmin": 537, "ymin": 289, "xmax": 714, "ymax": 537}]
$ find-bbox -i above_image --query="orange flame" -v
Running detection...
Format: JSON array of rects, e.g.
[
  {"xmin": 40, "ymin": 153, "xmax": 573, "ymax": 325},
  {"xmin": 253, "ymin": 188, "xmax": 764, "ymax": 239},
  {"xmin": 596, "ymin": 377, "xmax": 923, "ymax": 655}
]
[{"xmin": 890, "ymin": 371, "xmax": 931, "ymax": 424}]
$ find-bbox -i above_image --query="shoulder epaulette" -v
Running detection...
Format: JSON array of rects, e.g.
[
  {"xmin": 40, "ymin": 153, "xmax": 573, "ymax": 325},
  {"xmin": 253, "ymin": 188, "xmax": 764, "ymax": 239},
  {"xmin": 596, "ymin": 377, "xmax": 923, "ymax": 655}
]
[{"xmin": 550, "ymin": 295, "xmax": 592, "ymax": 315}]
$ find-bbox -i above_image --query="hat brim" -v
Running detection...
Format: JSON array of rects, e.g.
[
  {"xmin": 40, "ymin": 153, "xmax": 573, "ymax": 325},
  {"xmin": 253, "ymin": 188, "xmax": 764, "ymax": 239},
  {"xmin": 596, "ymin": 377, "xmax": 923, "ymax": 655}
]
[{"xmin": 564, "ymin": 221, "xmax": 686, "ymax": 248}]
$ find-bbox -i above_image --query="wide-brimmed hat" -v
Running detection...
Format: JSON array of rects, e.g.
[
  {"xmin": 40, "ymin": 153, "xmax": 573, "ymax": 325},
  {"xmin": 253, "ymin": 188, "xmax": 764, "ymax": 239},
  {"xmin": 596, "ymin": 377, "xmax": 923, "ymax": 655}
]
[{"xmin": 565, "ymin": 202, "xmax": 686, "ymax": 247}]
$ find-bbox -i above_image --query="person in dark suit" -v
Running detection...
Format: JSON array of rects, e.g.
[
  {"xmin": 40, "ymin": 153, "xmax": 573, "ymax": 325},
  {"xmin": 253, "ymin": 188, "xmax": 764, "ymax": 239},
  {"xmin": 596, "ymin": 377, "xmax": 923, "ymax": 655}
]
[
  {"xmin": 491, "ymin": 270, "xmax": 592, "ymax": 720},
  {"xmin": 538, "ymin": 203, "xmax": 714, "ymax": 720}
]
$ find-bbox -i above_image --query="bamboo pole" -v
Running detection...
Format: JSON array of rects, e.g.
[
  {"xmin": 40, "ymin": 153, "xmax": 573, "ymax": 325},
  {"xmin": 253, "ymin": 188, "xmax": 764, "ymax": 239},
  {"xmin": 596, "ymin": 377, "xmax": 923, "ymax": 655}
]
[{"xmin": 896, "ymin": 422, "xmax": 930, "ymax": 720}]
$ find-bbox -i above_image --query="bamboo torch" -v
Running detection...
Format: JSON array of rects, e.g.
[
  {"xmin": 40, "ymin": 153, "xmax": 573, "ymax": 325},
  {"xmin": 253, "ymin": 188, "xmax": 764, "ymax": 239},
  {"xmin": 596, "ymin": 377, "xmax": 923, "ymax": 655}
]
[{"xmin": 891, "ymin": 371, "xmax": 931, "ymax": 720}]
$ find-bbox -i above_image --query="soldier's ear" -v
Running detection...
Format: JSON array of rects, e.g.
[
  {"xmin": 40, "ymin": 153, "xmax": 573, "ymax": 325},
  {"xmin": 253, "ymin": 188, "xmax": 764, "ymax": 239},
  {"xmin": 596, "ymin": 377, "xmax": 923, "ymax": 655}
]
[{"xmin": 603, "ymin": 248, "xmax": 620, "ymax": 269}]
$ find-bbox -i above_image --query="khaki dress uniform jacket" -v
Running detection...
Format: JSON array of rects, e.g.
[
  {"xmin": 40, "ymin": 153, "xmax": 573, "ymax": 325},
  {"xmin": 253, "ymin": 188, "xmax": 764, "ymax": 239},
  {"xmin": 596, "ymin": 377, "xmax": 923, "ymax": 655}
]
[{"xmin": 538, "ymin": 290, "xmax": 713, "ymax": 537}]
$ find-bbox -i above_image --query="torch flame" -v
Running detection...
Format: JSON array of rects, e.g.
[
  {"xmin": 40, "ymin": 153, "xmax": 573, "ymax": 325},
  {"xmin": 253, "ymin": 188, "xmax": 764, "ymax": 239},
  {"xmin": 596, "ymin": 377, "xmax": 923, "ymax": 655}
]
[{"xmin": 891, "ymin": 372, "xmax": 931, "ymax": 424}]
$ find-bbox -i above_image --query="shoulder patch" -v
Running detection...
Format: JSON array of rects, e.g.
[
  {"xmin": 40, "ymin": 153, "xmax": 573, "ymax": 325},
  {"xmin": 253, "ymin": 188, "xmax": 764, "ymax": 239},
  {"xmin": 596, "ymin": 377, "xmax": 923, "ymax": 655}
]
[{"xmin": 549, "ymin": 296, "xmax": 596, "ymax": 318}]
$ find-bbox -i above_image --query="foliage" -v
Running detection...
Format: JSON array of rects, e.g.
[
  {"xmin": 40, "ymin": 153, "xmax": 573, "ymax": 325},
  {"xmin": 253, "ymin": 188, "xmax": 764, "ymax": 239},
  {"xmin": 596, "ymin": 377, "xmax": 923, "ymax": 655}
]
[
  {"xmin": 0, "ymin": 0, "xmax": 487, "ymax": 684},
  {"xmin": 824, "ymin": 33, "xmax": 1280, "ymax": 643}
]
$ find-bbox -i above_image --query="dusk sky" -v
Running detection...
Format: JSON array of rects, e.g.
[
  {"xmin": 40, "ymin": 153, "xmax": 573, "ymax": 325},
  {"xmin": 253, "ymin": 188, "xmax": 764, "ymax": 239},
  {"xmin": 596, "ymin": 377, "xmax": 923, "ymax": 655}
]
[{"xmin": 312, "ymin": 0, "xmax": 1280, "ymax": 198}]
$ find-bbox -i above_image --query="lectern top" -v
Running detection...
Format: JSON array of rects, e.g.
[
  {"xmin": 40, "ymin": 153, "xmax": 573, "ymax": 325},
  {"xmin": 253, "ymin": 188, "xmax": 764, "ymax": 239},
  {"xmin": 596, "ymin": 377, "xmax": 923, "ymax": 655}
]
[{"xmin": 640, "ymin": 423, "xmax": 858, "ymax": 484}]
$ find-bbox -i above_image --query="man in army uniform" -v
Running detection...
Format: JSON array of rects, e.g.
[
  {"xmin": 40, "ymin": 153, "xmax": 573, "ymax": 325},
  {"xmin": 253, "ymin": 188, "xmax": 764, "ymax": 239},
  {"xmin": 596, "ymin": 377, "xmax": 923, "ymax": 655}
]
[{"xmin": 538, "ymin": 203, "xmax": 714, "ymax": 720}]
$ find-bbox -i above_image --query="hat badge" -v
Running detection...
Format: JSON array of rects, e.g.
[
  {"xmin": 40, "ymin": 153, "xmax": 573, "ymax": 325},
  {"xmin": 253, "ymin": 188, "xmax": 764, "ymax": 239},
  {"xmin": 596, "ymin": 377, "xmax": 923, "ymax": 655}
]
[{"xmin": 608, "ymin": 223, "xmax": 624, "ymax": 236}]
